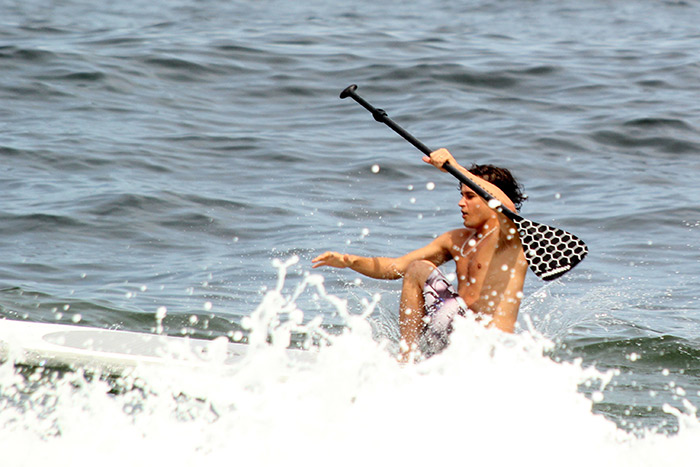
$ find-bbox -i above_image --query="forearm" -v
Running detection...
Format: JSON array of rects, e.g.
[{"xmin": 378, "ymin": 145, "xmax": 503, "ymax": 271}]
[
  {"xmin": 312, "ymin": 251, "xmax": 405, "ymax": 279},
  {"xmin": 451, "ymin": 161, "xmax": 513, "ymax": 210},
  {"xmin": 313, "ymin": 235, "xmax": 453, "ymax": 279},
  {"xmin": 426, "ymin": 148, "xmax": 517, "ymax": 212},
  {"xmin": 344, "ymin": 254, "xmax": 404, "ymax": 280}
]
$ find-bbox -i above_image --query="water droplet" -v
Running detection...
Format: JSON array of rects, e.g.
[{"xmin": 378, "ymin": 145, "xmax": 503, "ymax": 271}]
[
  {"xmin": 426, "ymin": 182, "xmax": 435, "ymax": 191},
  {"xmin": 371, "ymin": 164, "xmax": 380, "ymax": 173},
  {"xmin": 156, "ymin": 306, "xmax": 167, "ymax": 320}
]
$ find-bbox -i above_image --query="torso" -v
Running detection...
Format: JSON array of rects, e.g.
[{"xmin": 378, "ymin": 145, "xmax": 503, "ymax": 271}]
[{"xmin": 446, "ymin": 217, "xmax": 527, "ymax": 323}]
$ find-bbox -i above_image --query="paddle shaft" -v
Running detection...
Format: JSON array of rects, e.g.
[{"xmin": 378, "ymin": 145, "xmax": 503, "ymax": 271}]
[{"xmin": 339, "ymin": 85, "xmax": 517, "ymax": 221}]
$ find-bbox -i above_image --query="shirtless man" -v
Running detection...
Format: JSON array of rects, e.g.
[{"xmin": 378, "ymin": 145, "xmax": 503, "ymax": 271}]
[{"xmin": 312, "ymin": 148, "xmax": 528, "ymax": 360}]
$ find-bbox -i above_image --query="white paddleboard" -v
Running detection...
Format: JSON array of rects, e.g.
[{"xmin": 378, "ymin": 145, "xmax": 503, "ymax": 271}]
[{"xmin": 0, "ymin": 318, "xmax": 311, "ymax": 375}]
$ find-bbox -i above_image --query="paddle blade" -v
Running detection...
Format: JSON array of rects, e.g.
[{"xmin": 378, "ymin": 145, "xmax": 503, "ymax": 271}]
[{"xmin": 513, "ymin": 218, "xmax": 588, "ymax": 281}]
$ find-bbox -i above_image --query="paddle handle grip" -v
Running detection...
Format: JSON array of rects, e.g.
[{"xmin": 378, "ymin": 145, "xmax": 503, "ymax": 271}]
[{"xmin": 340, "ymin": 85, "xmax": 433, "ymax": 157}]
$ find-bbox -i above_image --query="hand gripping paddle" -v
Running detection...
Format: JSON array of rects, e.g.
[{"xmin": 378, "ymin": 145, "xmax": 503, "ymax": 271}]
[{"xmin": 340, "ymin": 84, "xmax": 587, "ymax": 281}]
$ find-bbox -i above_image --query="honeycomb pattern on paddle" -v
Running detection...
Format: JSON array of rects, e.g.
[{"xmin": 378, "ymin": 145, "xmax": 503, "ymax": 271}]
[{"xmin": 513, "ymin": 218, "xmax": 588, "ymax": 281}]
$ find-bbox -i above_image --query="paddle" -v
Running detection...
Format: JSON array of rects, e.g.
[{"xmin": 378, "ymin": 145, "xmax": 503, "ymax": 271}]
[{"xmin": 339, "ymin": 84, "xmax": 587, "ymax": 281}]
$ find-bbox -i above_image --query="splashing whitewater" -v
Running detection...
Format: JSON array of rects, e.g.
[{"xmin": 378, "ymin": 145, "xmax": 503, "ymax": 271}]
[{"xmin": 0, "ymin": 256, "xmax": 698, "ymax": 466}]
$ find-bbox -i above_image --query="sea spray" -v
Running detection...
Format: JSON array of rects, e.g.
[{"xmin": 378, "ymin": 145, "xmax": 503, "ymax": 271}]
[{"xmin": 0, "ymin": 258, "xmax": 699, "ymax": 466}]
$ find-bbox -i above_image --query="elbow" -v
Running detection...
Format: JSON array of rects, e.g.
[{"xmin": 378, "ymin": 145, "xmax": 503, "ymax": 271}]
[
  {"xmin": 386, "ymin": 258, "xmax": 409, "ymax": 279},
  {"xmin": 385, "ymin": 262, "xmax": 405, "ymax": 280}
]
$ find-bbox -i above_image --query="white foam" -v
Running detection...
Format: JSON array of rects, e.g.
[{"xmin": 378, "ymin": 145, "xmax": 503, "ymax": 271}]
[{"xmin": 0, "ymin": 260, "xmax": 698, "ymax": 467}]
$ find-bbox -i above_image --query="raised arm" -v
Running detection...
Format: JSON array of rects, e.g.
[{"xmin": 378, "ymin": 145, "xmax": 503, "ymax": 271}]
[{"xmin": 425, "ymin": 148, "xmax": 517, "ymax": 213}]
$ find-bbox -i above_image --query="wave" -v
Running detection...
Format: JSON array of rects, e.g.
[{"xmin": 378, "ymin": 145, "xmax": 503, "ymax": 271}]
[
  {"xmin": 562, "ymin": 334, "xmax": 700, "ymax": 371},
  {"xmin": 0, "ymin": 46, "xmax": 57, "ymax": 62},
  {"xmin": 623, "ymin": 117, "xmax": 695, "ymax": 131},
  {"xmin": 590, "ymin": 130, "xmax": 700, "ymax": 155},
  {"xmin": 555, "ymin": 333, "xmax": 700, "ymax": 435}
]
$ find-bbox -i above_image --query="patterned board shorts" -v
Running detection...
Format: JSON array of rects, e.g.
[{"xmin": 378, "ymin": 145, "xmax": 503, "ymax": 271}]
[{"xmin": 421, "ymin": 268, "xmax": 469, "ymax": 356}]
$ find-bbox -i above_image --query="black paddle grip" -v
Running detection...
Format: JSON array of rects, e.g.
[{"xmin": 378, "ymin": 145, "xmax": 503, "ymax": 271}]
[
  {"xmin": 339, "ymin": 84, "xmax": 357, "ymax": 99},
  {"xmin": 339, "ymin": 84, "xmax": 433, "ymax": 156},
  {"xmin": 340, "ymin": 84, "xmax": 389, "ymax": 123}
]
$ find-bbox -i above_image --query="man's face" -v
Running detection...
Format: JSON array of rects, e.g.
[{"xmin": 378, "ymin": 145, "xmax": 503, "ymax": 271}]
[{"xmin": 458, "ymin": 184, "xmax": 495, "ymax": 229}]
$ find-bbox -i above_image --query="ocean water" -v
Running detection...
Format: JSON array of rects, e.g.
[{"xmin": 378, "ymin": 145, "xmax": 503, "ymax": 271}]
[{"xmin": 1, "ymin": 0, "xmax": 700, "ymax": 464}]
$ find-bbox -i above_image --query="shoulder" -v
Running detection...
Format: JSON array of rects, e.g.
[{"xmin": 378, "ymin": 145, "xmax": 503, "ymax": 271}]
[
  {"xmin": 437, "ymin": 228, "xmax": 477, "ymax": 248},
  {"xmin": 419, "ymin": 229, "xmax": 475, "ymax": 255},
  {"xmin": 443, "ymin": 228, "xmax": 476, "ymax": 240}
]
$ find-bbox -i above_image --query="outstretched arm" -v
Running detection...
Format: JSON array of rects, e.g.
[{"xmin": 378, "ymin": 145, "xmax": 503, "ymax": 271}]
[
  {"xmin": 311, "ymin": 252, "xmax": 404, "ymax": 279},
  {"xmin": 312, "ymin": 231, "xmax": 458, "ymax": 280}
]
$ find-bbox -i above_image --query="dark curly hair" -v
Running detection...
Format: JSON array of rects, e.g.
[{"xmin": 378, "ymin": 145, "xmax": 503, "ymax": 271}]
[{"xmin": 467, "ymin": 163, "xmax": 526, "ymax": 211}]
